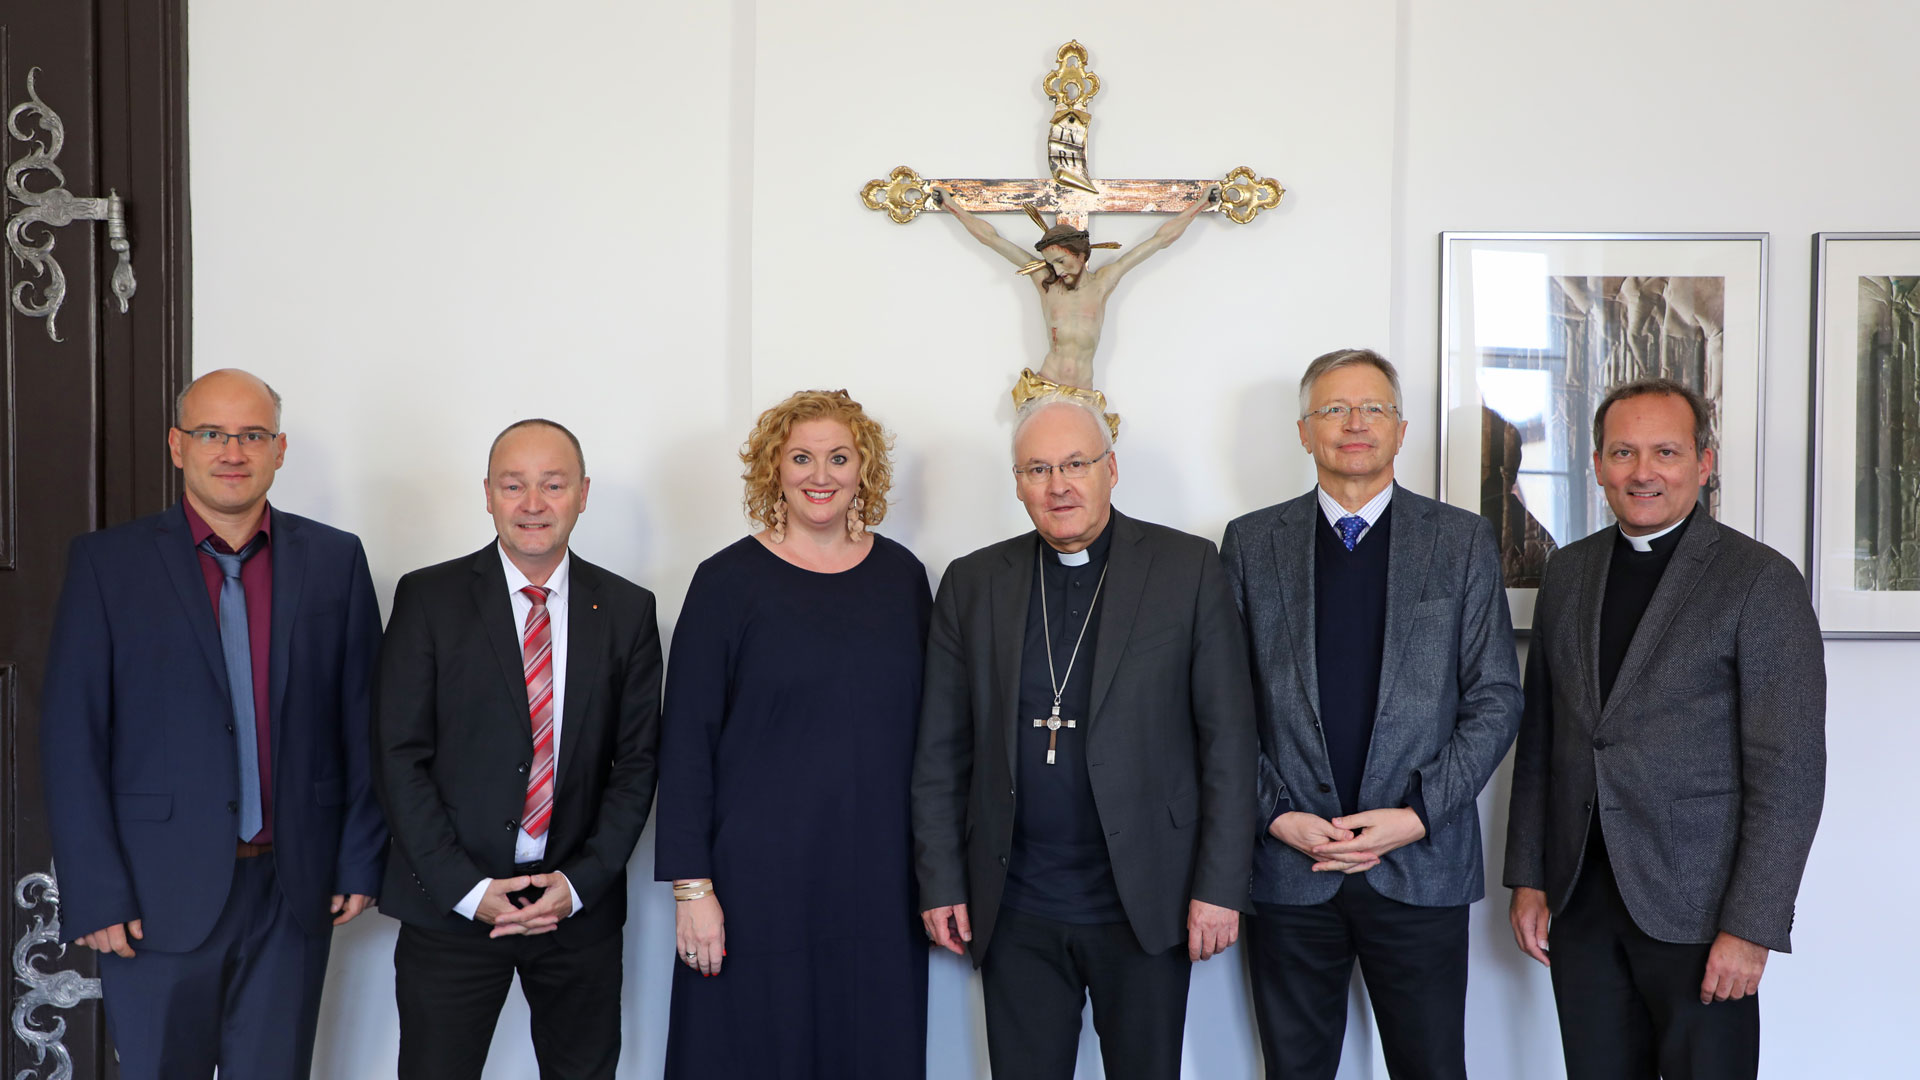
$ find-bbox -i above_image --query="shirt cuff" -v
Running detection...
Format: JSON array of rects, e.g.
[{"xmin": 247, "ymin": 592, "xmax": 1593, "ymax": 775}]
[
  {"xmin": 558, "ymin": 871, "xmax": 583, "ymax": 917},
  {"xmin": 453, "ymin": 878, "xmax": 488, "ymax": 920}
]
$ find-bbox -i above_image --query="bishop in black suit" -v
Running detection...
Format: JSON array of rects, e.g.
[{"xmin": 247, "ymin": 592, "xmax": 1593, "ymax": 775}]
[{"xmin": 911, "ymin": 394, "xmax": 1257, "ymax": 1080}]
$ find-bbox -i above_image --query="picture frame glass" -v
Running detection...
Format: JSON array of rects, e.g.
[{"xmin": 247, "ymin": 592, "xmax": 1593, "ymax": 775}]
[
  {"xmin": 1812, "ymin": 234, "xmax": 1920, "ymax": 636},
  {"xmin": 1440, "ymin": 233, "xmax": 1768, "ymax": 629}
]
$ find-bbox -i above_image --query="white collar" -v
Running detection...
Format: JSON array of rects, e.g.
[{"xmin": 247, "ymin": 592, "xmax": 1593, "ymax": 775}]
[
  {"xmin": 1317, "ymin": 482, "xmax": 1394, "ymax": 530},
  {"xmin": 1618, "ymin": 515, "xmax": 1687, "ymax": 553},
  {"xmin": 1056, "ymin": 548, "xmax": 1091, "ymax": 567},
  {"xmin": 498, "ymin": 542, "xmax": 572, "ymax": 599}
]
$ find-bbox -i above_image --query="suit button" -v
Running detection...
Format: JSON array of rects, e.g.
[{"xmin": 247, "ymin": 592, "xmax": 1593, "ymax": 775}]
[
  {"xmin": 1592, "ymin": 738, "xmax": 1608, "ymax": 750},
  {"xmin": 227, "ymin": 801, "xmax": 238, "ymax": 813},
  {"xmin": 517, "ymin": 762, "xmax": 530, "ymax": 775},
  {"xmin": 998, "ymin": 855, "xmax": 1008, "ymax": 867},
  {"xmin": 505, "ymin": 820, "xmax": 518, "ymax": 832},
  {"xmin": 1318, "ymin": 783, "xmax": 1332, "ymax": 793},
  {"xmin": 226, "ymin": 724, "xmax": 235, "ymax": 734}
]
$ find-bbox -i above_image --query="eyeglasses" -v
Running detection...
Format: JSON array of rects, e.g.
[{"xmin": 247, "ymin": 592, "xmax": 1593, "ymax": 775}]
[
  {"xmin": 178, "ymin": 428, "xmax": 280, "ymax": 451},
  {"xmin": 1012, "ymin": 450, "xmax": 1111, "ymax": 485},
  {"xmin": 1303, "ymin": 402, "xmax": 1399, "ymax": 424}
]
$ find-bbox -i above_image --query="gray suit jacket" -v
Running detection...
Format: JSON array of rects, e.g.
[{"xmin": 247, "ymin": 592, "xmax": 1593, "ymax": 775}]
[
  {"xmin": 1221, "ymin": 485, "xmax": 1522, "ymax": 908},
  {"xmin": 911, "ymin": 509, "xmax": 1258, "ymax": 965},
  {"xmin": 1503, "ymin": 514, "xmax": 1826, "ymax": 952}
]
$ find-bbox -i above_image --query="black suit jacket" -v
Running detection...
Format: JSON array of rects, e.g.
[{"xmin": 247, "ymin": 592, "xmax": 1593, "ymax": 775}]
[
  {"xmin": 911, "ymin": 510, "xmax": 1257, "ymax": 965},
  {"xmin": 373, "ymin": 543, "xmax": 662, "ymax": 946}
]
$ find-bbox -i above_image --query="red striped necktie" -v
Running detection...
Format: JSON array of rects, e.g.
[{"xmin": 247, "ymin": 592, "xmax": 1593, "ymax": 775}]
[{"xmin": 520, "ymin": 585, "xmax": 556, "ymax": 838}]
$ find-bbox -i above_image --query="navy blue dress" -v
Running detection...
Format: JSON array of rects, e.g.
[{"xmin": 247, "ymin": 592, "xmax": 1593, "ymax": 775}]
[{"xmin": 655, "ymin": 534, "xmax": 932, "ymax": 1079}]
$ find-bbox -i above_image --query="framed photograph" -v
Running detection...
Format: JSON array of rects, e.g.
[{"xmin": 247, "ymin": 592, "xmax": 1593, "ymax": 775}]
[
  {"xmin": 1439, "ymin": 232, "xmax": 1769, "ymax": 630},
  {"xmin": 1810, "ymin": 233, "xmax": 1920, "ymax": 637}
]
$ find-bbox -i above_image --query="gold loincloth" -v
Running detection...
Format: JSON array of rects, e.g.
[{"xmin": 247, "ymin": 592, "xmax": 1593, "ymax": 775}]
[{"xmin": 1011, "ymin": 368, "xmax": 1121, "ymax": 440}]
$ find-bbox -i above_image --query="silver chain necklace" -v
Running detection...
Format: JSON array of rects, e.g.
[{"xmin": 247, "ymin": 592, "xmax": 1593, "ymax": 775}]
[{"xmin": 1033, "ymin": 543, "xmax": 1109, "ymax": 765}]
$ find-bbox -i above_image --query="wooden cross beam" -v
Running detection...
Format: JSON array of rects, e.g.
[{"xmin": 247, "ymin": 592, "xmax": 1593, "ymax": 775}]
[{"xmin": 861, "ymin": 40, "xmax": 1283, "ymax": 232}]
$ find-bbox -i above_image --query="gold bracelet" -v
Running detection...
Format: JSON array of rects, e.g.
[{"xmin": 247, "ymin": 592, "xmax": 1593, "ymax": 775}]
[{"xmin": 674, "ymin": 887, "xmax": 713, "ymax": 902}]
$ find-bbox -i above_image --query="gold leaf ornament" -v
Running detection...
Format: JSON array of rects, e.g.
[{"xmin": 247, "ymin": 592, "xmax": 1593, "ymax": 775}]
[
  {"xmin": 860, "ymin": 166, "xmax": 934, "ymax": 223},
  {"xmin": 1217, "ymin": 167, "xmax": 1284, "ymax": 224},
  {"xmin": 1042, "ymin": 41, "xmax": 1100, "ymax": 110}
]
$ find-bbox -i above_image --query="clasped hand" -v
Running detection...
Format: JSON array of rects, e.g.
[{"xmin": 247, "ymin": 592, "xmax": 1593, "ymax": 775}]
[
  {"xmin": 1270, "ymin": 807, "xmax": 1426, "ymax": 873},
  {"xmin": 478, "ymin": 874, "xmax": 572, "ymax": 938}
]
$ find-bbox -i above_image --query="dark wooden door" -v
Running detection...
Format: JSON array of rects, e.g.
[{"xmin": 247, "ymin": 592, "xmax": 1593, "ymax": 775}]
[{"xmin": 3, "ymin": 3, "xmax": 188, "ymax": 1077}]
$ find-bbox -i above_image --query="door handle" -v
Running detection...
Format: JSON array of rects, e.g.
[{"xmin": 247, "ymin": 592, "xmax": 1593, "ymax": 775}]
[{"xmin": 5, "ymin": 67, "xmax": 137, "ymax": 342}]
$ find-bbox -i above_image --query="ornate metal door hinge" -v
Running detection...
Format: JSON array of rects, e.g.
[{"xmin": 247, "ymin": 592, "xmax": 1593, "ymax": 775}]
[
  {"xmin": 12, "ymin": 866, "xmax": 102, "ymax": 1080},
  {"xmin": 6, "ymin": 67, "xmax": 137, "ymax": 343}
]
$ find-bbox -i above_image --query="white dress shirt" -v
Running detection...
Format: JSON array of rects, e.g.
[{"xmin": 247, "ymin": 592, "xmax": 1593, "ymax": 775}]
[
  {"xmin": 453, "ymin": 545, "xmax": 582, "ymax": 920},
  {"xmin": 1317, "ymin": 482, "xmax": 1395, "ymax": 546}
]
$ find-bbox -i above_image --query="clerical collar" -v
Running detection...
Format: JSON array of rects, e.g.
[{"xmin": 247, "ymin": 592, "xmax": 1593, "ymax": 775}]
[
  {"xmin": 1042, "ymin": 515, "xmax": 1115, "ymax": 567},
  {"xmin": 1617, "ymin": 507, "xmax": 1695, "ymax": 553}
]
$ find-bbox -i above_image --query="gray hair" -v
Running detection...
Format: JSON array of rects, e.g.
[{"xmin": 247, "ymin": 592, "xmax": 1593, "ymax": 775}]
[
  {"xmin": 1012, "ymin": 392, "xmax": 1115, "ymax": 460},
  {"xmin": 174, "ymin": 369, "xmax": 284, "ymax": 430},
  {"xmin": 1298, "ymin": 347, "xmax": 1402, "ymax": 418},
  {"xmin": 1592, "ymin": 377, "xmax": 1713, "ymax": 455}
]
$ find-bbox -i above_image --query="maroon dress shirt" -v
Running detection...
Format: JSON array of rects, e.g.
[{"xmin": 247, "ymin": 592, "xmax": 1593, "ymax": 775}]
[{"xmin": 183, "ymin": 499, "xmax": 275, "ymax": 843}]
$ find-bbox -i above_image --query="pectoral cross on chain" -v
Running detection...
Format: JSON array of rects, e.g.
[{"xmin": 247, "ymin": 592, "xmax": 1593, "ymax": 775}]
[
  {"xmin": 1033, "ymin": 704, "xmax": 1078, "ymax": 766},
  {"xmin": 1029, "ymin": 548, "xmax": 1109, "ymax": 767}
]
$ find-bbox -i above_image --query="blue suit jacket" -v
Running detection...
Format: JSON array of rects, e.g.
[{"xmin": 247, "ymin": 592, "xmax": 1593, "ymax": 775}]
[
  {"xmin": 1222, "ymin": 485, "xmax": 1522, "ymax": 908},
  {"xmin": 40, "ymin": 502, "xmax": 387, "ymax": 951}
]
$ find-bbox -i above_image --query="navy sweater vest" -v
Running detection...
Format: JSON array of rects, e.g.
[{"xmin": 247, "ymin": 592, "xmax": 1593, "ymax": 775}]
[{"xmin": 1314, "ymin": 504, "xmax": 1392, "ymax": 818}]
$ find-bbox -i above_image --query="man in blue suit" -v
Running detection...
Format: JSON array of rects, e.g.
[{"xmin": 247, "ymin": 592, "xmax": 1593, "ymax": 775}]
[
  {"xmin": 1222, "ymin": 348, "xmax": 1522, "ymax": 1080},
  {"xmin": 40, "ymin": 368, "xmax": 386, "ymax": 1079}
]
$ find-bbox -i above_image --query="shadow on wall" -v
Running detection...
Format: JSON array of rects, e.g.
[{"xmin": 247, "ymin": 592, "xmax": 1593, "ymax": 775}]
[{"xmin": 1231, "ymin": 377, "xmax": 1309, "ymax": 515}]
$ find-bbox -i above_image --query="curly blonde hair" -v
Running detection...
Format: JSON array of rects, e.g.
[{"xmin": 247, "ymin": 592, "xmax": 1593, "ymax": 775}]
[{"xmin": 740, "ymin": 389, "xmax": 895, "ymax": 532}]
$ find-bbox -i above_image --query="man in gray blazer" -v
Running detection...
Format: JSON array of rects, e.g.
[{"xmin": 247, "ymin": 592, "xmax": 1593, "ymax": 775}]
[
  {"xmin": 1505, "ymin": 378, "xmax": 1825, "ymax": 1080},
  {"xmin": 1221, "ymin": 348, "xmax": 1521, "ymax": 1080},
  {"xmin": 912, "ymin": 392, "xmax": 1256, "ymax": 1080}
]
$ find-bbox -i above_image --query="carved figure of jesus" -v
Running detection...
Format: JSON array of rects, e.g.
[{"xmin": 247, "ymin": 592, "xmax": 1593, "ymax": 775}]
[{"xmin": 931, "ymin": 184, "xmax": 1220, "ymax": 390}]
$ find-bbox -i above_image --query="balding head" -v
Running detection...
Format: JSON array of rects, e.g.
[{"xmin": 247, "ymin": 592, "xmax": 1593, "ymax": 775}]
[{"xmin": 176, "ymin": 369, "xmax": 283, "ymax": 431}]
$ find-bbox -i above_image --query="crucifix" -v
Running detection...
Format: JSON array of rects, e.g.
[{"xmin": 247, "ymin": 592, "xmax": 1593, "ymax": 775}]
[
  {"xmin": 1033, "ymin": 708, "xmax": 1076, "ymax": 767},
  {"xmin": 860, "ymin": 41, "xmax": 1283, "ymax": 430}
]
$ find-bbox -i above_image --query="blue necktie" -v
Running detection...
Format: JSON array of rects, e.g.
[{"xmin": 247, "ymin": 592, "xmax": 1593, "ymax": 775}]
[
  {"xmin": 201, "ymin": 535, "xmax": 267, "ymax": 841},
  {"xmin": 1336, "ymin": 514, "xmax": 1367, "ymax": 551}
]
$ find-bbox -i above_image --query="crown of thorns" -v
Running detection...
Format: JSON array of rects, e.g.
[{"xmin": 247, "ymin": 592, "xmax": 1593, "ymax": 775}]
[{"xmin": 1034, "ymin": 225, "xmax": 1091, "ymax": 251}]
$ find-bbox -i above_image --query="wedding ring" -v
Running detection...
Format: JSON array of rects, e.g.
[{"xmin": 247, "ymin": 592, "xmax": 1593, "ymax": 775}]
[{"xmin": 685, "ymin": 950, "xmax": 697, "ymax": 959}]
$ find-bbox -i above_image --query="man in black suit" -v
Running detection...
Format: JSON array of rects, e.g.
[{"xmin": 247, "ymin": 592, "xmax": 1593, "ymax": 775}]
[
  {"xmin": 373, "ymin": 418, "xmax": 662, "ymax": 1079},
  {"xmin": 1505, "ymin": 379, "xmax": 1826, "ymax": 1080},
  {"xmin": 912, "ymin": 393, "xmax": 1257, "ymax": 1080}
]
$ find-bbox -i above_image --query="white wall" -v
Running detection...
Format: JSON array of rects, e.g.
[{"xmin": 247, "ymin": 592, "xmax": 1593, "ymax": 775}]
[{"xmin": 186, "ymin": 1, "xmax": 1915, "ymax": 1076}]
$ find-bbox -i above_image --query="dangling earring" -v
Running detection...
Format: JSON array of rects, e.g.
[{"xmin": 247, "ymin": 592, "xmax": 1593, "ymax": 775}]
[
  {"xmin": 771, "ymin": 495, "xmax": 788, "ymax": 544},
  {"xmin": 846, "ymin": 496, "xmax": 866, "ymax": 542}
]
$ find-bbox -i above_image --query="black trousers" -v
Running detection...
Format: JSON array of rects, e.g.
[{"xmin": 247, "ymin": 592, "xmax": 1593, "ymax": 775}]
[
  {"xmin": 98, "ymin": 855, "xmax": 331, "ymax": 1080},
  {"xmin": 1548, "ymin": 829, "xmax": 1759, "ymax": 1080},
  {"xmin": 1247, "ymin": 874, "xmax": 1468, "ymax": 1080},
  {"xmin": 394, "ymin": 921, "xmax": 624, "ymax": 1080},
  {"xmin": 980, "ymin": 907, "xmax": 1192, "ymax": 1080}
]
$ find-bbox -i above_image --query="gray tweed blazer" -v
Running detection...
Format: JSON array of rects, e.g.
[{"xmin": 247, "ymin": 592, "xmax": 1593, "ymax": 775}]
[
  {"xmin": 1503, "ymin": 513, "xmax": 1827, "ymax": 952},
  {"xmin": 1222, "ymin": 485, "xmax": 1522, "ymax": 909}
]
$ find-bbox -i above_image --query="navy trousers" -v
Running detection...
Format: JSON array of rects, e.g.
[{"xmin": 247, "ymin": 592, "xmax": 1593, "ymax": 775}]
[{"xmin": 97, "ymin": 854, "xmax": 331, "ymax": 1080}]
